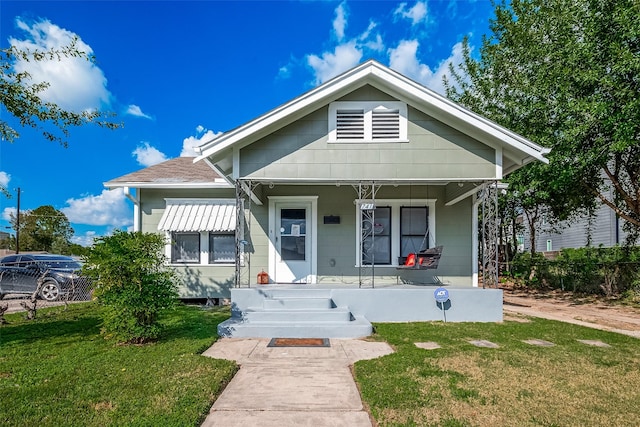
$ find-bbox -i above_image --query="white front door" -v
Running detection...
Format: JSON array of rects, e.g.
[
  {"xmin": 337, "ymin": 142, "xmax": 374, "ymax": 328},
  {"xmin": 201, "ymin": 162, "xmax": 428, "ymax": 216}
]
[{"xmin": 269, "ymin": 197, "xmax": 317, "ymax": 283}]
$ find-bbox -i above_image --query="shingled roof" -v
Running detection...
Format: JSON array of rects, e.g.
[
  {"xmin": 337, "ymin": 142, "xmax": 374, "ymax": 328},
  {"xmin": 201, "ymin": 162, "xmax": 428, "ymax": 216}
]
[{"xmin": 104, "ymin": 157, "xmax": 229, "ymax": 188}]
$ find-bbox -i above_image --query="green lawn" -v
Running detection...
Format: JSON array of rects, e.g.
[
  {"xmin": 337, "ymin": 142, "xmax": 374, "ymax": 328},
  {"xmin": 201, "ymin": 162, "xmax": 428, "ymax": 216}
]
[
  {"xmin": 355, "ymin": 317, "xmax": 640, "ymax": 427},
  {"xmin": 0, "ymin": 303, "xmax": 236, "ymax": 427}
]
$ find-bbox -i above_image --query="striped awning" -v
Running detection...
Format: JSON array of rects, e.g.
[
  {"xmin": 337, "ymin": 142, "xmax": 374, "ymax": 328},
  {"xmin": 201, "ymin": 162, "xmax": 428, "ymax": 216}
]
[{"xmin": 157, "ymin": 199, "xmax": 236, "ymax": 232}]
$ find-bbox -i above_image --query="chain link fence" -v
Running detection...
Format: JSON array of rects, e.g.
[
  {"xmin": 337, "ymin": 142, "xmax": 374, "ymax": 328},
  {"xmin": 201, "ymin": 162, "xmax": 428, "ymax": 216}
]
[{"xmin": 0, "ymin": 256, "xmax": 92, "ymax": 320}]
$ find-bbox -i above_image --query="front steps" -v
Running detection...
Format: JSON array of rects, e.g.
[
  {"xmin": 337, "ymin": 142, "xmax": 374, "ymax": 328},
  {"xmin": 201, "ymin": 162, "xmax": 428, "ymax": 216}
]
[{"xmin": 217, "ymin": 289, "xmax": 372, "ymax": 339}]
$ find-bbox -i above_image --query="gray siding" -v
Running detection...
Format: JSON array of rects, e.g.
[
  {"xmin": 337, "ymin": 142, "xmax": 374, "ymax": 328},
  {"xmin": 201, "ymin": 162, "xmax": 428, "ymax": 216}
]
[
  {"xmin": 240, "ymin": 184, "xmax": 473, "ymax": 286},
  {"xmin": 526, "ymin": 203, "xmax": 627, "ymax": 252},
  {"xmin": 139, "ymin": 188, "xmax": 237, "ymax": 299},
  {"xmin": 239, "ymin": 87, "xmax": 496, "ymax": 181}
]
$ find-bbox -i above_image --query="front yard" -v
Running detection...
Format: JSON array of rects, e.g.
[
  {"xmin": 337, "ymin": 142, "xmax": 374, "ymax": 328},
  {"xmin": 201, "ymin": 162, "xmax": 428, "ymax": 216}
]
[
  {"xmin": 0, "ymin": 303, "xmax": 237, "ymax": 427},
  {"xmin": 3, "ymin": 300, "xmax": 640, "ymax": 426},
  {"xmin": 355, "ymin": 318, "xmax": 640, "ymax": 426}
]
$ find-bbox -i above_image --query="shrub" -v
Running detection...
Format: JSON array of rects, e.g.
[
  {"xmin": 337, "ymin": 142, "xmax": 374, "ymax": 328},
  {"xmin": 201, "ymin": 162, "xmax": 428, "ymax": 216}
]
[
  {"xmin": 509, "ymin": 246, "xmax": 640, "ymax": 297},
  {"xmin": 82, "ymin": 230, "xmax": 178, "ymax": 343}
]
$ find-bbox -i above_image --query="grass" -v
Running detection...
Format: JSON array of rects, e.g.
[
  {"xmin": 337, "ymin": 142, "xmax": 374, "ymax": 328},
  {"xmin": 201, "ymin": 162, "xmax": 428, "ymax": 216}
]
[
  {"xmin": 355, "ymin": 317, "xmax": 640, "ymax": 427},
  {"xmin": 0, "ymin": 302, "xmax": 237, "ymax": 427}
]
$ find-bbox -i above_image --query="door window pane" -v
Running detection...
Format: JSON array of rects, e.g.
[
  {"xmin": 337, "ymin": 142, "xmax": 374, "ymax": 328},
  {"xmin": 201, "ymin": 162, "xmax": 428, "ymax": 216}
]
[
  {"xmin": 280, "ymin": 209, "xmax": 306, "ymax": 235},
  {"xmin": 280, "ymin": 208, "xmax": 306, "ymax": 261},
  {"xmin": 281, "ymin": 236, "xmax": 306, "ymax": 260}
]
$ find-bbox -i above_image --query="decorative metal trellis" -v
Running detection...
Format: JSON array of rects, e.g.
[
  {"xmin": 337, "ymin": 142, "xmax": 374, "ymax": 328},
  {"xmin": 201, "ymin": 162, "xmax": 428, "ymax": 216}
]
[
  {"xmin": 234, "ymin": 179, "xmax": 254, "ymax": 287},
  {"xmin": 354, "ymin": 182, "xmax": 380, "ymax": 288},
  {"xmin": 480, "ymin": 181, "xmax": 499, "ymax": 288}
]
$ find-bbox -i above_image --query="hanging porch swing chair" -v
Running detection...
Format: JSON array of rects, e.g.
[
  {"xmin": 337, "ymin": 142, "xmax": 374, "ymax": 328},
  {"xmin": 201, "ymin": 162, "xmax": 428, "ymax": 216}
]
[
  {"xmin": 396, "ymin": 186, "xmax": 443, "ymax": 270},
  {"xmin": 396, "ymin": 224, "xmax": 444, "ymax": 270}
]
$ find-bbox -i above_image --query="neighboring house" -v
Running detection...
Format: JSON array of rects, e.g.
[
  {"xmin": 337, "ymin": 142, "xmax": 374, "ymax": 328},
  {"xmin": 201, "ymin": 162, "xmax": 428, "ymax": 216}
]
[
  {"xmin": 522, "ymin": 183, "xmax": 629, "ymax": 253},
  {"xmin": 106, "ymin": 60, "xmax": 549, "ymax": 334}
]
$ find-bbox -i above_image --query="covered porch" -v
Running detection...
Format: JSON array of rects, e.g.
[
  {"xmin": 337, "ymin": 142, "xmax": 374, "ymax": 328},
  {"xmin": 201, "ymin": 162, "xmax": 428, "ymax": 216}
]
[{"xmin": 231, "ymin": 178, "xmax": 502, "ymax": 290}]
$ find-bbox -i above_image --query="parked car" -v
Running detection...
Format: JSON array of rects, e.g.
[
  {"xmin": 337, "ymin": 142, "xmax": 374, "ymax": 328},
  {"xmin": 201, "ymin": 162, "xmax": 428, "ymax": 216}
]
[{"xmin": 0, "ymin": 254, "xmax": 89, "ymax": 301}]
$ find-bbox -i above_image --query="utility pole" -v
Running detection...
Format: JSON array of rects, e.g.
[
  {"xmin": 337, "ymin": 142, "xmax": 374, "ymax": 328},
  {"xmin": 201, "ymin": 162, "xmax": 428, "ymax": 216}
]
[{"xmin": 15, "ymin": 187, "xmax": 20, "ymax": 254}]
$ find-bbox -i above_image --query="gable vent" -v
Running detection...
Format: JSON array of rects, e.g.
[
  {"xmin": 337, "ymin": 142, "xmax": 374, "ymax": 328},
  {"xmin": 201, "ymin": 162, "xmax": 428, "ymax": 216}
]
[
  {"xmin": 372, "ymin": 109, "xmax": 400, "ymax": 139},
  {"xmin": 336, "ymin": 109, "xmax": 365, "ymax": 139}
]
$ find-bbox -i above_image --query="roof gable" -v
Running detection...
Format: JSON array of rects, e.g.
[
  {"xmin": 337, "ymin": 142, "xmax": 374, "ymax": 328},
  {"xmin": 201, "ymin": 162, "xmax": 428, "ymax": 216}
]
[{"xmin": 194, "ymin": 60, "xmax": 549, "ymax": 173}]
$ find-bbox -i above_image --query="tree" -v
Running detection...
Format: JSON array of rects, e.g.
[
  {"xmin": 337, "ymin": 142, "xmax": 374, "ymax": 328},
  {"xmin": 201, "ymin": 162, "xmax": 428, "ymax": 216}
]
[
  {"xmin": 446, "ymin": 0, "xmax": 640, "ymax": 243},
  {"xmin": 1, "ymin": 38, "xmax": 122, "ymax": 195},
  {"xmin": 81, "ymin": 231, "xmax": 178, "ymax": 344},
  {"xmin": 1, "ymin": 38, "xmax": 121, "ymax": 146},
  {"xmin": 10, "ymin": 205, "xmax": 73, "ymax": 252}
]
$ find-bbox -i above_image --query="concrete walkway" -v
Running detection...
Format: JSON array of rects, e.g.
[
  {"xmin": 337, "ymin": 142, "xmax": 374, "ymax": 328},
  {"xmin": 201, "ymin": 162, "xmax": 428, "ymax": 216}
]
[{"xmin": 201, "ymin": 338, "xmax": 394, "ymax": 427}]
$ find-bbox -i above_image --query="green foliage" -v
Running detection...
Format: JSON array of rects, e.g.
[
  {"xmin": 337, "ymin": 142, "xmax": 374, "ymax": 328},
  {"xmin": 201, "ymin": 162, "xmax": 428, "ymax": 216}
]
[
  {"xmin": 447, "ymin": 0, "xmax": 640, "ymax": 242},
  {"xmin": 0, "ymin": 38, "xmax": 122, "ymax": 195},
  {"xmin": 11, "ymin": 205, "xmax": 74, "ymax": 252},
  {"xmin": 509, "ymin": 247, "xmax": 640, "ymax": 296},
  {"xmin": 0, "ymin": 38, "xmax": 122, "ymax": 147},
  {"xmin": 82, "ymin": 230, "xmax": 179, "ymax": 343}
]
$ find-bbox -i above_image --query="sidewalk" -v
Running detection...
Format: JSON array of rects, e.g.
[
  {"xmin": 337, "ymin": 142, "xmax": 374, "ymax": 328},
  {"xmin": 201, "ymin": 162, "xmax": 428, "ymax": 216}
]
[{"xmin": 201, "ymin": 338, "xmax": 394, "ymax": 427}]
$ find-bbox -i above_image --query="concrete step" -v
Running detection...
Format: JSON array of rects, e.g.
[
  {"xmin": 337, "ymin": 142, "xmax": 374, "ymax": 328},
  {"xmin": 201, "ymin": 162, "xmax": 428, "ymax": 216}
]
[
  {"xmin": 245, "ymin": 308, "xmax": 352, "ymax": 323},
  {"xmin": 258, "ymin": 288, "xmax": 332, "ymax": 299},
  {"xmin": 217, "ymin": 316, "xmax": 373, "ymax": 339},
  {"xmin": 263, "ymin": 297, "xmax": 335, "ymax": 310}
]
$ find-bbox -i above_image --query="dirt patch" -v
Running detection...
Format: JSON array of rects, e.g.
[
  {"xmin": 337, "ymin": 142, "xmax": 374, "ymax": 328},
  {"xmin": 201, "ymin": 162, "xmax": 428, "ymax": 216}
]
[{"xmin": 501, "ymin": 284, "xmax": 640, "ymax": 336}]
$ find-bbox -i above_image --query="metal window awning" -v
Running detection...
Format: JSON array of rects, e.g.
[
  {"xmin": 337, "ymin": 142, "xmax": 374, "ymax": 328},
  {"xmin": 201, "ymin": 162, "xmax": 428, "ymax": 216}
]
[{"xmin": 157, "ymin": 199, "xmax": 236, "ymax": 232}]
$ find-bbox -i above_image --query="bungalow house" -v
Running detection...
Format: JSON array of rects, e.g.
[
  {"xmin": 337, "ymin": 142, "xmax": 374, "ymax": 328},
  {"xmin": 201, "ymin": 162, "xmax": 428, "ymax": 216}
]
[{"xmin": 106, "ymin": 60, "xmax": 549, "ymax": 338}]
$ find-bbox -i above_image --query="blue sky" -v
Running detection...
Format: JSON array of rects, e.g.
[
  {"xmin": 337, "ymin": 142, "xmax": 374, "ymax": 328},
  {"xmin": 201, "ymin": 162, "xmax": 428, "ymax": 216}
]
[{"xmin": 0, "ymin": 0, "xmax": 495, "ymax": 246}]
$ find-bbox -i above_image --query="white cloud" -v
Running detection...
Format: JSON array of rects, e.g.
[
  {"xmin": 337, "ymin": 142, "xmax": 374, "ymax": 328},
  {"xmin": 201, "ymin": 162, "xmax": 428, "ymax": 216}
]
[
  {"xmin": 132, "ymin": 142, "xmax": 168, "ymax": 167},
  {"xmin": 389, "ymin": 40, "xmax": 433, "ymax": 82},
  {"xmin": 388, "ymin": 39, "xmax": 464, "ymax": 95},
  {"xmin": 333, "ymin": 2, "xmax": 348, "ymax": 41},
  {"xmin": 126, "ymin": 104, "xmax": 152, "ymax": 119},
  {"xmin": 9, "ymin": 18, "xmax": 111, "ymax": 112},
  {"xmin": 181, "ymin": 128, "xmax": 223, "ymax": 157},
  {"xmin": 394, "ymin": 1, "xmax": 428, "ymax": 26},
  {"xmin": 306, "ymin": 8, "xmax": 384, "ymax": 85},
  {"xmin": 428, "ymin": 41, "xmax": 466, "ymax": 95},
  {"xmin": 0, "ymin": 172, "xmax": 10, "ymax": 188},
  {"xmin": 62, "ymin": 188, "xmax": 131, "ymax": 227},
  {"xmin": 307, "ymin": 42, "xmax": 363, "ymax": 85},
  {"xmin": 70, "ymin": 230, "xmax": 96, "ymax": 247},
  {"xmin": 2, "ymin": 207, "xmax": 17, "ymax": 221}
]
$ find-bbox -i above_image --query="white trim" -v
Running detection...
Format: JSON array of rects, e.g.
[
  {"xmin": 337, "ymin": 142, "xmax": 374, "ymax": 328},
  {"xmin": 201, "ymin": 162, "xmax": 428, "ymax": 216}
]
[
  {"xmin": 232, "ymin": 147, "xmax": 240, "ymax": 180},
  {"xmin": 123, "ymin": 187, "xmax": 140, "ymax": 232},
  {"xmin": 165, "ymin": 230, "xmax": 237, "ymax": 267},
  {"xmin": 495, "ymin": 146, "xmax": 503, "ymax": 179},
  {"xmin": 105, "ymin": 182, "xmax": 230, "ymax": 189},
  {"xmin": 354, "ymin": 198, "xmax": 437, "ymax": 268},
  {"xmin": 203, "ymin": 157, "xmax": 234, "ymax": 187},
  {"xmin": 268, "ymin": 196, "xmax": 318, "ymax": 283},
  {"xmin": 472, "ymin": 194, "xmax": 480, "ymax": 287}
]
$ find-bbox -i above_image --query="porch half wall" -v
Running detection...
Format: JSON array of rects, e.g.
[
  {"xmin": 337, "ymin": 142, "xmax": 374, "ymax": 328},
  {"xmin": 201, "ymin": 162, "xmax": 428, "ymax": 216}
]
[{"xmin": 230, "ymin": 287, "xmax": 503, "ymax": 323}]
